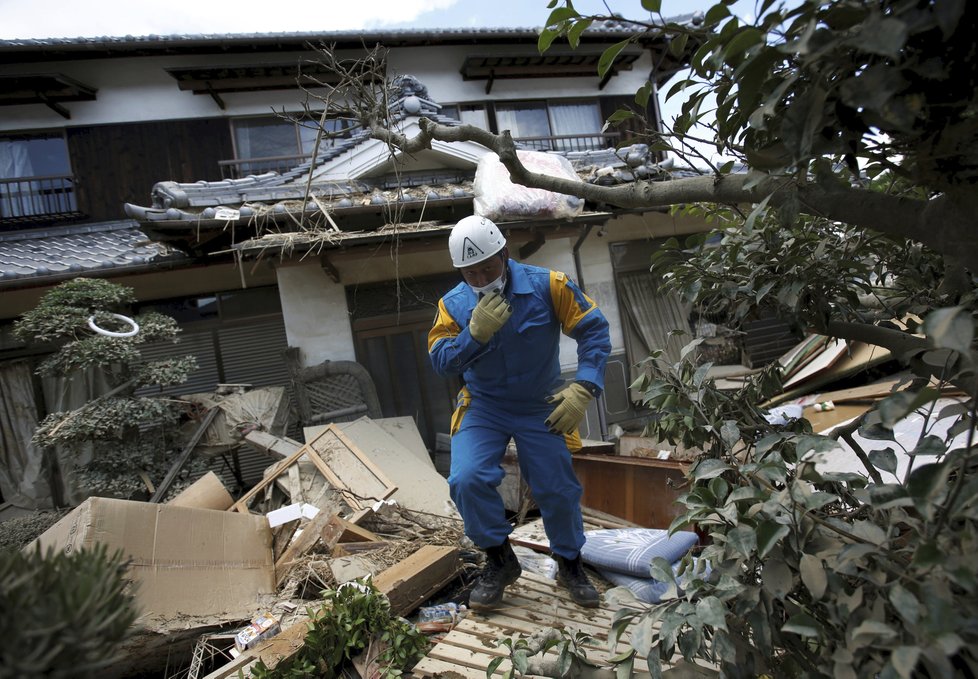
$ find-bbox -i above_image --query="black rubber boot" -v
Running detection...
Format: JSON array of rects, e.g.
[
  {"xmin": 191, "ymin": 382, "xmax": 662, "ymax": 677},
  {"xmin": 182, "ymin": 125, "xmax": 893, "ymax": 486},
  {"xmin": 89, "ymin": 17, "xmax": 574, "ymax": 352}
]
[
  {"xmin": 555, "ymin": 554, "xmax": 600, "ymax": 608},
  {"xmin": 469, "ymin": 540, "xmax": 522, "ymax": 610}
]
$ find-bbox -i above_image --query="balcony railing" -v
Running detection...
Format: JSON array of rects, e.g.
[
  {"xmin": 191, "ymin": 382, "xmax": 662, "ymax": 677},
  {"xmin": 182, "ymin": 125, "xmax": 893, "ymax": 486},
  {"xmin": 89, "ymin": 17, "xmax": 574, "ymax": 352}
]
[
  {"xmin": 0, "ymin": 174, "xmax": 78, "ymax": 222},
  {"xmin": 514, "ymin": 132, "xmax": 622, "ymax": 152}
]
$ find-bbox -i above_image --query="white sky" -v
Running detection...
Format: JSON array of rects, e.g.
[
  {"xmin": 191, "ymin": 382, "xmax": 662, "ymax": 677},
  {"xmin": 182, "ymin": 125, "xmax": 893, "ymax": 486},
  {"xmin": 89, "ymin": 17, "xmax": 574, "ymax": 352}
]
[
  {"xmin": 0, "ymin": 0, "xmax": 724, "ymax": 40},
  {"xmin": 1, "ymin": 0, "xmax": 753, "ymax": 166}
]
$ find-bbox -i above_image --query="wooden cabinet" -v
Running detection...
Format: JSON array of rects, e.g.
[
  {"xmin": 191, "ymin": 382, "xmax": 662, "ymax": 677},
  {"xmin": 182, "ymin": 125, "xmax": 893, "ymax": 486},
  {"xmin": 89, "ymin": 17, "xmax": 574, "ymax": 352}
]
[{"xmin": 572, "ymin": 453, "xmax": 689, "ymax": 529}]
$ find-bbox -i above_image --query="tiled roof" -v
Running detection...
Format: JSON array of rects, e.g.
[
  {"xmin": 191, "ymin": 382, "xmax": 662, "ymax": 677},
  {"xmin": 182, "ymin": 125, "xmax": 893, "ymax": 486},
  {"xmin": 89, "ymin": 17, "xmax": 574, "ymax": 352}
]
[
  {"xmin": 0, "ymin": 16, "xmax": 700, "ymax": 53},
  {"xmin": 0, "ymin": 220, "xmax": 187, "ymax": 290}
]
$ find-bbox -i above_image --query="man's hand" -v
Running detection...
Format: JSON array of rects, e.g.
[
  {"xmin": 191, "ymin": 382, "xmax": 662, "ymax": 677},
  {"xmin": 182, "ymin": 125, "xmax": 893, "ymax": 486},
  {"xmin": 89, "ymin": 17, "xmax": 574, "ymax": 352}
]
[
  {"xmin": 469, "ymin": 292, "xmax": 512, "ymax": 344},
  {"xmin": 545, "ymin": 382, "xmax": 594, "ymax": 434}
]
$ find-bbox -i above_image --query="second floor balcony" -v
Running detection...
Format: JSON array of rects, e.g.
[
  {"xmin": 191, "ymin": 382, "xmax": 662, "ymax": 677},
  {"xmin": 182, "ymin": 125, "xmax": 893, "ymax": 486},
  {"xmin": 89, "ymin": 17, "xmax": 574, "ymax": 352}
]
[{"xmin": 0, "ymin": 174, "xmax": 81, "ymax": 227}]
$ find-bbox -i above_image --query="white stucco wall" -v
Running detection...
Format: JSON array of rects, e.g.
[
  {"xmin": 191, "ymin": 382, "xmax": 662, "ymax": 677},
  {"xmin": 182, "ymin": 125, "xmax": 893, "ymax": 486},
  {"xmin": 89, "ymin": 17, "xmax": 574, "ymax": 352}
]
[
  {"xmin": 0, "ymin": 43, "xmax": 657, "ymax": 132},
  {"xmin": 273, "ymin": 204, "xmax": 710, "ymax": 373},
  {"xmin": 276, "ymin": 262, "xmax": 357, "ymax": 366}
]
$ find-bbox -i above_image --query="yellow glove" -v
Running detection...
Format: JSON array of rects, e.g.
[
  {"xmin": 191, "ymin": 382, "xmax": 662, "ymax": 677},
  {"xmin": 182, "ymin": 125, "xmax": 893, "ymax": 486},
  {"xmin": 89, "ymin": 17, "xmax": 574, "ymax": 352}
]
[
  {"xmin": 545, "ymin": 382, "xmax": 594, "ymax": 434},
  {"xmin": 469, "ymin": 292, "xmax": 512, "ymax": 344}
]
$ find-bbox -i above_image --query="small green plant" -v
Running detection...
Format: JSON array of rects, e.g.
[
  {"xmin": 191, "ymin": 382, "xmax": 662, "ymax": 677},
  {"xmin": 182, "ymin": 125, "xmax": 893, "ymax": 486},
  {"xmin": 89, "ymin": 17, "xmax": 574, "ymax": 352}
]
[
  {"xmin": 0, "ymin": 543, "xmax": 138, "ymax": 678},
  {"xmin": 13, "ymin": 277, "xmax": 199, "ymax": 500},
  {"xmin": 250, "ymin": 578, "xmax": 429, "ymax": 679}
]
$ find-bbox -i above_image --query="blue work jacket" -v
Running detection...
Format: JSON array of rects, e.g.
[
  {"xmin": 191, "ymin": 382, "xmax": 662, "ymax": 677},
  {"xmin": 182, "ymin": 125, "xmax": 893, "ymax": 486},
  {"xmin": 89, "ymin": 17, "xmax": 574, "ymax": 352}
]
[{"xmin": 428, "ymin": 259, "xmax": 611, "ymax": 404}]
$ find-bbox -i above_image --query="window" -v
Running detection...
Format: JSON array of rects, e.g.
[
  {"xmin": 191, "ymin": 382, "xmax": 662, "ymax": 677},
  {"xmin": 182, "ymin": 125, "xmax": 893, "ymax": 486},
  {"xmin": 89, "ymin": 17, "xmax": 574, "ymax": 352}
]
[
  {"xmin": 495, "ymin": 99, "xmax": 606, "ymax": 151},
  {"xmin": 440, "ymin": 104, "xmax": 489, "ymax": 130},
  {"xmin": 0, "ymin": 132, "xmax": 76, "ymax": 220},
  {"xmin": 227, "ymin": 114, "xmax": 352, "ymax": 177}
]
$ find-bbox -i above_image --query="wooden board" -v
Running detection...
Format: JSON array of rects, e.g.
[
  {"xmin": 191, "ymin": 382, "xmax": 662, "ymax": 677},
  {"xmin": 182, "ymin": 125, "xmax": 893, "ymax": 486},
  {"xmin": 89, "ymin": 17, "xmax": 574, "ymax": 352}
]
[
  {"xmin": 412, "ymin": 571, "xmax": 717, "ymax": 678},
  {"xmin": 230, "ymin": 424, "xmax": 397, "ymax": 514},
  {"xmin": 783, "ymin": 337, "xmax": 848, "ymax": 388},
  {"xmin": 373, "ymin": 545, "xmax": 463, "ymax": 616}
]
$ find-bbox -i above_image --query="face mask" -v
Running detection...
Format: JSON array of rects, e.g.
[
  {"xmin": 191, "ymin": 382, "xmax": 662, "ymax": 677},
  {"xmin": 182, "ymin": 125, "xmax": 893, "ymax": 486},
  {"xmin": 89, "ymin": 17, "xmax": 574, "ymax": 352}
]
[{"xmin": 470, "ymin": 272, "xmax": 506, "ymax": 297}]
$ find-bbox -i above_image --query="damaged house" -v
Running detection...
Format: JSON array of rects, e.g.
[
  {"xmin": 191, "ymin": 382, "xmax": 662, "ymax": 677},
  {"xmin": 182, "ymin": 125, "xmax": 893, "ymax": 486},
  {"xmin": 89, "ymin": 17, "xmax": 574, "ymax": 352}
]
[{"xmin": 0, "ymin": 22, "xmax": 798, "ymax": 515}]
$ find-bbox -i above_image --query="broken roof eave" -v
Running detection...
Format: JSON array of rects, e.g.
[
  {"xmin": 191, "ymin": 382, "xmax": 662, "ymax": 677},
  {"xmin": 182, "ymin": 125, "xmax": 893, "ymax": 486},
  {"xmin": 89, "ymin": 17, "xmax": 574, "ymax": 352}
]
[{"xmin": 226, "ymin": 211, "xmax": 616, "ymax": 261}]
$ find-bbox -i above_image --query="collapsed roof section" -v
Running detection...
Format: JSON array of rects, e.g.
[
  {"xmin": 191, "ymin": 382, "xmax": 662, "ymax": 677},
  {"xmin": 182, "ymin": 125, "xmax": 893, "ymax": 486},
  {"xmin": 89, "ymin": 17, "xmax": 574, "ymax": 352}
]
[{"xmin": 124, "ymin": 76, "xmax": 680, "ymax": 258}]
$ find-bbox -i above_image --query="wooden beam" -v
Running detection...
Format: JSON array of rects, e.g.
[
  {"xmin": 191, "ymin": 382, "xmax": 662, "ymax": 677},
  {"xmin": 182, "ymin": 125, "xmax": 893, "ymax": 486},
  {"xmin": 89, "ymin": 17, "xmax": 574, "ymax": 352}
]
[
  {"xmin": 149, "ymin": 407, "xmax": 219, "ymax": 503},
  {"xmin": 373, "ymin": 545, "xmax": 462, "ymax": 617},
  {"xmin": 274, "ymin": 511, "xmax": 345, "ymax": 588}
]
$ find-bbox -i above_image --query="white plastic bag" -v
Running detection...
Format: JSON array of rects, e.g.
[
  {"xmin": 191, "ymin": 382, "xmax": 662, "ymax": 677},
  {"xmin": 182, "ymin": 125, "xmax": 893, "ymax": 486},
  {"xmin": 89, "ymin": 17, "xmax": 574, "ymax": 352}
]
[{"xmin": 473, "ymin": 150, "xmax": 584, "ymax": 221}]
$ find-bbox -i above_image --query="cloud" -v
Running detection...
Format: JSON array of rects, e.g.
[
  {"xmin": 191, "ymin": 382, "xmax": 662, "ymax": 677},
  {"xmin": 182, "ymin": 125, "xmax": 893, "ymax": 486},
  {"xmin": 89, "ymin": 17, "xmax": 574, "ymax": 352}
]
[{"xmin": 0, "ymin": 0, "xmax": 459, "ymax": 39}]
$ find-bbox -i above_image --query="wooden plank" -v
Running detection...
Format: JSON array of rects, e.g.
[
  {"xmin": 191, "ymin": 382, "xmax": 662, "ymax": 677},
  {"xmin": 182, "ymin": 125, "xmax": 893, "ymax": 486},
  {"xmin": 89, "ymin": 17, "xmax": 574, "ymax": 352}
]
[
  {"xmin": 336, "ymin": 516, "xmax": 383, "ymax": 543},
  {"xmin": 431, "ymin": 620, "xmax": 649, "ymax": 673},
  {"xmin": 274, "ymin": 511, "xmax": 345, "ymax": 587},
  {"xmin": 229, "ymin": 443, "xmax": 315, "ymax": 512},
  {"xmin": 413, "ymin": 656, "xmax": 497, "ymax": 678},
  {"xmin": 305, "ymin": 425, "xmax": 399, "ymax": 511},
  {"xmin": 149, "ymin": 407, "xmax": 219, "ymax": 503},
  {"xmin": 372, "ymin": 545, "xmax": 462, "ymax": 617},
  {"xmin": 231, "ymin": 424, "xmax": 397, "ymax": 515},
  {"xmin": 244, "ymin": 430, "xmax": 302, "ymax": 458}
]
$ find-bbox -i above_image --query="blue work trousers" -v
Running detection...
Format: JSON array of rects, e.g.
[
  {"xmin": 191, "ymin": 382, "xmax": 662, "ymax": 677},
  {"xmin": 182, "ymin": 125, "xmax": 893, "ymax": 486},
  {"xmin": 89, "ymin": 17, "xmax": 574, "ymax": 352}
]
[{"xmin": 449, "ymin": 397, "xmax": 585, "ymax": 560}]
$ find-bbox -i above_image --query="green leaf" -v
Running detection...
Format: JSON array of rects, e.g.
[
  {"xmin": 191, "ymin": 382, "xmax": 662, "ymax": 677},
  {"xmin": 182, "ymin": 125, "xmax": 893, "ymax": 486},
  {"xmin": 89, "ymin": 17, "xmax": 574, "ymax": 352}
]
[
  {"xmin": 756, "ymin": 520, "xmax": 788, "ymax": 558},
  {"xmin": 868, "ymin": 448, "xmax": 898, "ymax": 474},
  {"xmin": 924, "ymin": 306, "xmax": 974, "ymax": 355},
  {"xmin": 538, "ymin": 28, "xmax": 560, "ymax": 54},
  {"xmin": 721, "ymin": 27, "xmax": 763, "ymax": 67},
  {"xmin": 878, "ymin": 388, "xmax": 940, "ymax": 427},
  {"xmin": 852, "ymin": 620, "xmax": 896, "ymax": 642},
  {"xmin": 890, "ymin": 645, "xmax": 921, "ymax": 679},
  {"xmin": 909, "ymin": 434, "xmax": 946, "ymax": 457},
  {"xmin": 641, "ymin": 0, "xmax": 661, "ymax": 11},
  {"xmin": 799, "ymin": 553, "xmax": 827, "ymax": 600},
  {"xmin": 907, "ymin": 461, "xmax": 951, "ymax": 503},
  {"xmin": 703, "ymin": 3, "xmax": 731, "ymax": 27},
  {"xmin": 782, "ymin": 613, "xmax": 822, "ymax": 637},
  {"xmin": 720, "ymin": 420, "xmax": 740, "ymax": 449},
  {"xmin": 693, "ymin": 458, "xmax": 731, "ymax": 481},
  {"xmin": 634, "ymin": 81, "xmax": 653, "ymax": 107},
  {"xmin": 566, "ymin": 18, "xmax": 592, "ymax": 49},
  {"xmin": 669, "ymin": 32, "xmax": 689, "ymax": 58},
  {"xmin": 544, "ymin": 6, "xmax": 579, "ymax": 28},
  {"xmin": 867, "ymin": 483, "xmax": 912, "ymax": 509},
  {"xmin": 850, "ymin": 520, "xmax": 888, "ymax": 546},
  {"xmin": 912, "ymin": 541, "xmax": 941, "ymax": 568},
  {"xmin": 761, "ymin": 559, "xmax": 792, "ymax": 599},
  {"xmin": 695, "ymin": 596, "xmax": 728, "ymax": 630},
  {"xmin": 889, "ymin": 584, "xmax": 920, "ymax": 625},
  {"xmin": 727, "ymin": 525, "xmax": 757, "ymax": 557},
  {"xmin": 597, "ymin": 39, "xmax": 632, "ymax": 79},
  {"xmin": 486, "ymin": 656, "xmax": 506, "ymax": 676}
]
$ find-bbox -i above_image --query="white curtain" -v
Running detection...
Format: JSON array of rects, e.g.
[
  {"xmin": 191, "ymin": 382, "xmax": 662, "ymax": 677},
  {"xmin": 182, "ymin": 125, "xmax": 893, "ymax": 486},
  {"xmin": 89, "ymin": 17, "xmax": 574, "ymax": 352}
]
[
  {"xmin": 618, "ymin": 272, "xmax": 692, "ymax": 365},
  {"xmin": 549, "ymin": 102, "xmax": 604, "ymax": 150},
  {"xmin": 458, "ymin": 106, "xmax": 489, "ymax": 130},
  {"xmin": 0, "ymin": 140, "xmax": 35, "ymax": 218},
  {"xmin": 495, "ymin": 103, "xmax": 551, "ymax": 139},
  {"xmin": 0, "ymin": 360, "xmax": 54, "ymax": 509}
]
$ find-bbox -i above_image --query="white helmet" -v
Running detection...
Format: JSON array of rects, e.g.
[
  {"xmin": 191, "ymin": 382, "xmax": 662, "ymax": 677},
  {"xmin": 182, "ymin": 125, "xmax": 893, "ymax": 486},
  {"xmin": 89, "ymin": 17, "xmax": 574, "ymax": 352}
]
[{"xmin": 449, "ymin": 215, "xmax": 507, "ymax": 268}]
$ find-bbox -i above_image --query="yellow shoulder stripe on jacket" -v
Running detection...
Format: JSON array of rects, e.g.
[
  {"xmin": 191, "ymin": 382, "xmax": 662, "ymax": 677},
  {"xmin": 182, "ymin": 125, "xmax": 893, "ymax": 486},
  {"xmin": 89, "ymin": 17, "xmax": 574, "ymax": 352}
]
[
  {"xmin": 427, "ymin": 298, "xmax": 461, "ymax": 352},
  {"xmin": 549, "ymin": 270, "xmax": 597, "ymax": 334}
]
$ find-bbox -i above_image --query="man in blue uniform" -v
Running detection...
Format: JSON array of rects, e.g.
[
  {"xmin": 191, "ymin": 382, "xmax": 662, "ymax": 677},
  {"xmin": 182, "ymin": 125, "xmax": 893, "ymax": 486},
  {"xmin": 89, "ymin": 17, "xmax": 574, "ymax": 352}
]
[{"xmin": 428, "ymin": 215, "xmax": 611, "ymax": 609}]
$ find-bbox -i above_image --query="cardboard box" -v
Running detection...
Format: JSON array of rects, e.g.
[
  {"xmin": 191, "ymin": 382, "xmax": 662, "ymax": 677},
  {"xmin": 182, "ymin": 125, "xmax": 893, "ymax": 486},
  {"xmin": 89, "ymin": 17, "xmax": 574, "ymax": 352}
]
[
  {"xmin": 235, "ymin": 612, "xmax": 281, "ymax": 651},
  {"xmin": 29, "ymin": 497, "xmax": 275, "ymax": 627}
]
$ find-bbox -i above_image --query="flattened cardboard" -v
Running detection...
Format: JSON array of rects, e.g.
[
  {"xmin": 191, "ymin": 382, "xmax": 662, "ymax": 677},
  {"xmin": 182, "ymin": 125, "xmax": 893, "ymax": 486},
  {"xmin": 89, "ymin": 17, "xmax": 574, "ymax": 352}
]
[{"xmin": 29, "ymin": 497, "xmax": 275, "ymax": 629}]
